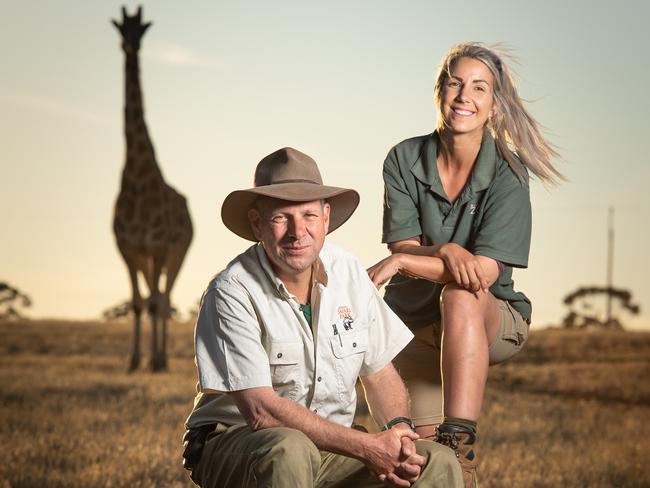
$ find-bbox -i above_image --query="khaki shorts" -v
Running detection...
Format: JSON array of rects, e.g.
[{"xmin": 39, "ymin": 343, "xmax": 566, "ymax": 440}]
[{"xmin": 394, "ymin": 299, "xmax": 529, "ymax": 427}]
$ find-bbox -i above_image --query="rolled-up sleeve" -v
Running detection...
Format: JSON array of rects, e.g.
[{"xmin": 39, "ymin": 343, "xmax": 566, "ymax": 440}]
[
  {"xmin": 195, "ymin": 281, "xmax": 272, "ymax": 393},
  {"xmin": 473, "ymin": 181, "xmax": 531, "ymax": 268},
  {"xmin": 382, "ymin": 148, "xmax": 422, "ymax": 244}
]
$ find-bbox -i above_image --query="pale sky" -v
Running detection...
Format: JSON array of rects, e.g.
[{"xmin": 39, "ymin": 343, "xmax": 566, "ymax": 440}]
[{"xmin": 1, "ymin": 0, "xmax": 648, "ymax": 329}]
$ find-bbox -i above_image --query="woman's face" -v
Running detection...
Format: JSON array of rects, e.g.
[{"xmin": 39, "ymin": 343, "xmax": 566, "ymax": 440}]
[{"xmin": 440, "ymin": 56, "xmax": 496, "ymax": 137}]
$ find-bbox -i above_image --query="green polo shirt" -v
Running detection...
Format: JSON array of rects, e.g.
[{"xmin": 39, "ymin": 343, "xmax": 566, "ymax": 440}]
[{"xmin": 381, "ymin": 130, "xmax": 532, "ymax": 327}]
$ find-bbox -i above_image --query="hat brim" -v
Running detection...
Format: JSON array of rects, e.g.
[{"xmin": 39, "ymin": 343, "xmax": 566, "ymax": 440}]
[{"xmin": 221, "ymin": 182, "xmax": 360, "ymax": 241}]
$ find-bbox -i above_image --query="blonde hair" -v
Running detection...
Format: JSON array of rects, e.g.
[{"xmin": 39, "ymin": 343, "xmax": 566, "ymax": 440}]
[{"xmin": 433, "ymin": 42, "xmax": 563, "ymax": 185}]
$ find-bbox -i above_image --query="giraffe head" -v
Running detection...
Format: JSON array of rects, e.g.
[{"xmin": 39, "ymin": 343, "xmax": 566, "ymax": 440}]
[{"xmin": 112, "ymin": 6, "xmax": 152, "ymax": 54}]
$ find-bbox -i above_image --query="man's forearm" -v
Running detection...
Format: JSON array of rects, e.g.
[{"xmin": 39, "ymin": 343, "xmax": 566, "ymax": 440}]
[
  {"xmin": 360, "ymin": 363, "xmax": 411, "ymax": 427},
  {"xmin": 231, "ymin": 388, "xmax": 370, "ymax": 460}
]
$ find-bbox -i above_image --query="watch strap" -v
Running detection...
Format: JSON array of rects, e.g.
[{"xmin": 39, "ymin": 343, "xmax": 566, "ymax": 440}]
[{"xmin": 381, "ymin": 416, "xmax": 416, "ymax": 432}]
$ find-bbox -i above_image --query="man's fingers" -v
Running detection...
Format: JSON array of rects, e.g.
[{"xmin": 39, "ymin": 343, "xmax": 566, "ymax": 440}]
[
  {"xmin": 397, "ymin": 429, "xmax": 420, "ymax": 441},
  {"xmin": 398, "ymin": 461, "xmax": 421, "ymax": 478},
  {"xmin": 404, "ymin": 453, "xmax": 426, "ymax": 466},
  {"xmin": 400, "ymin": 438, "xmax": 415, "ymax": 457},
  {"xmin": 383, "ymin": 472, "xmax": 412, "ymax": 487}
]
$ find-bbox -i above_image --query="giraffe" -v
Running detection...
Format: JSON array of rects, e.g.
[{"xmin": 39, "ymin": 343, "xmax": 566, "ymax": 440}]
[{"xmin": 112, "ymin": 6, "xmax": 193, "ymax": 372}]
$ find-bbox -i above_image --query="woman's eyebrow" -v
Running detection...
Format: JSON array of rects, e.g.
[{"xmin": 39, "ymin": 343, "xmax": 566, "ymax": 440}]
[{"xmin": 449, "ymin": 75, "xmax": 490, "ymax": 85}]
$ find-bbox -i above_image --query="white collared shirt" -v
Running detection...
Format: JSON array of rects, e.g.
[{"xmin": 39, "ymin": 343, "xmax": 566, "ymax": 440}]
[{"xmin": 186, "ymin": 242, "xmax": 413, "ymax": 429}]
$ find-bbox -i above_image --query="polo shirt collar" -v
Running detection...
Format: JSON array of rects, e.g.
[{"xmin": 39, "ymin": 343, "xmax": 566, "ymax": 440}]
[
  {"xmin": 410, "ymin": 130, "xmax": 498, "ymax": 196},
  {"xmin": 255, "ymin": 243, "xmax": 329, "ymax": 300}
]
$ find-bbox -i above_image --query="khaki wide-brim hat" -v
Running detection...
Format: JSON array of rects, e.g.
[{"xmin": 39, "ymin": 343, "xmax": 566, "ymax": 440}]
[{"xmin": 221, "ymin": 147, "xmax": 360, "ymax": 241}]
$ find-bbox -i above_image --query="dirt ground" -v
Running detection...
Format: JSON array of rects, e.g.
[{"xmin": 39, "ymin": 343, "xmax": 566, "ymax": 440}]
[{"xmin": 1, "ymin": 319, "xmax": 649, "ymax": 487}]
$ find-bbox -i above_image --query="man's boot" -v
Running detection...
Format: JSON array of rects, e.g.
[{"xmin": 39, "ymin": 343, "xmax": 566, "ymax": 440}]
[{"xmin": 436, "ymin": 422, "xmax": 478, "ymax": 488}]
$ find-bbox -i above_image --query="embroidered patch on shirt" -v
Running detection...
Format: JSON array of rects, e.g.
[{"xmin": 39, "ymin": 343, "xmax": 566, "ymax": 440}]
[{"xmin": 338, "ymin": 305, "xmax": 355, "ymax": 330}]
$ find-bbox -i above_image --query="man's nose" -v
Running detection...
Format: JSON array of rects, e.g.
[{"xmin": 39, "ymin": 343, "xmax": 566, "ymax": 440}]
[{"xmin": 287, "ymin": 217, "xmax": 307, "ymax": 239}]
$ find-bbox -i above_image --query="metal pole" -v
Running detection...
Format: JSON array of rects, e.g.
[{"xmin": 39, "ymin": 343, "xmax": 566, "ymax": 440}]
[{"xmin": 606, "ymin": 206, "xmax": 614, "ymax": 324}]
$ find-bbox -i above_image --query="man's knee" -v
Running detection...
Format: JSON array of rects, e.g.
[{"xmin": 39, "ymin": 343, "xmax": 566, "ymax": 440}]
[
  {"xmin": 263, "ymin": 427, "xmax": 319, "ymax": 455},
  {"xmin": 415, "ymin": 439, "xmax": 463, "ymax": 486},
  {"xmin": 254, "ymin": 427, "xmax": 321, "ymax": 476}
]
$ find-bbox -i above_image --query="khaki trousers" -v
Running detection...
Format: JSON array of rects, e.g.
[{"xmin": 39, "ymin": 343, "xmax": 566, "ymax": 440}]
[{"xmin": 190, "ymin": 423, "xmax": 463, "ymax": 488}]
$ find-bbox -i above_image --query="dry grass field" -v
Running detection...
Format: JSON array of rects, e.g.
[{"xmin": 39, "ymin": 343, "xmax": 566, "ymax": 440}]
[{"xmin": 1, "ymin": 319, "xmax": 650, "ymax": 487}]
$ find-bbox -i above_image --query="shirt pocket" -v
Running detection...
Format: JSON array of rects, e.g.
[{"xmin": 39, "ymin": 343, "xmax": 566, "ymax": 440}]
[
  {"xmin": 269, "ymin": 341, "xmax": 302, "ymax": 388},
  {"xmin": 329, "ymin": 327, "xmax": 369, "ymax": 401},
  {"xmin": 330, "ymin": 329, "xmax": 368, "ymax": 358}
]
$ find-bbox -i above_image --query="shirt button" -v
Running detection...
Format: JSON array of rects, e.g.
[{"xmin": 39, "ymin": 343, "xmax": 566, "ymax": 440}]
[
  {"xmin": 317, "ymin": 376, "xmax": 322, "ymax": 382},
  {"xmin": 352, "ymin": 342, "xmax": 357, "ymax": 348},
  {"xmin": 277, "ymin": 353, "xmax": 283, "ymax": 358}
]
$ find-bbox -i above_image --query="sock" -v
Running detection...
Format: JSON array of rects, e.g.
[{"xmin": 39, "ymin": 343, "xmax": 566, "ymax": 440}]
[{"xmin": 443, "ymin": 416, "xmax": 477, "ymax": 433}]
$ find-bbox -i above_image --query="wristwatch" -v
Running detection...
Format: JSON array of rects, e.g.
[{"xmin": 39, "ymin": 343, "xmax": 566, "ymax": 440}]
[{"xmin": 381, "ymin": 416, "xmax": 416, "ymax": 432}]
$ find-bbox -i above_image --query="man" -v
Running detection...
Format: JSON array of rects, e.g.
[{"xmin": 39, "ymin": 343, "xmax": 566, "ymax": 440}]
[{"xmin": 182, "ymin": 147, "xmax": 462, "ymax": 487}]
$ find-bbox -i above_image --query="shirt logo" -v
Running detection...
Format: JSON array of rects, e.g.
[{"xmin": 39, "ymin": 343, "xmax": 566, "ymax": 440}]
[
  {"xmin": 469, "ymin": 203, "xmax": 477, "ymax": 215},
  {"xmin": 338, "ymin": 305, "xmax": 354, "ymax": 331}
]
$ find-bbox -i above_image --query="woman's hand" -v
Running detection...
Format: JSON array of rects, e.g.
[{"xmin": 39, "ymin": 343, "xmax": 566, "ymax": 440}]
[
  {"xmin": 435, "ymin": 243, "xmax": 490, "ymax": 292},
  {"xmin": 367, "ymin": 254, "xmax": 403, "ymax": 289}
]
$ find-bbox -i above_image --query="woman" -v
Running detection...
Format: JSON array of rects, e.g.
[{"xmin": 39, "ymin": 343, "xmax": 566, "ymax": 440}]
[{"xmin": 368, "ymin": 42, "xmax": 562, "ymax": 487}]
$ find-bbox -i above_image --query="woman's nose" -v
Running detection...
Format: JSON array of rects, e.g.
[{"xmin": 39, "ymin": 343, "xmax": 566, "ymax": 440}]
[{"xmin": 455, "ymin": 85, "xmax": 470, "ymax": 102}]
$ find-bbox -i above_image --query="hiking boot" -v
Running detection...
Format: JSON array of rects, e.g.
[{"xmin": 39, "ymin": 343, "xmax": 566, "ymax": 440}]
[{"xmin": 436, "ymin": 422, "xmax": 478, "ymax": 488}]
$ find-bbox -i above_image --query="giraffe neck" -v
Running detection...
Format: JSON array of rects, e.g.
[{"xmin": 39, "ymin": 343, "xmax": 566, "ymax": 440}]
[{"xmin": 122, "ymin": 51, "xmax": 163, "ymax": 180}]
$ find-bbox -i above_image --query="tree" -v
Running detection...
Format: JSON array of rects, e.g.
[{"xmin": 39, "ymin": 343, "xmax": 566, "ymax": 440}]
[
  {"xmin": 562, "ymin": 286, "xmax": 640, "ymax": 330},
  {"xmin": 0, "ymin": 282, "xmax": 32, "ymax": 320}
]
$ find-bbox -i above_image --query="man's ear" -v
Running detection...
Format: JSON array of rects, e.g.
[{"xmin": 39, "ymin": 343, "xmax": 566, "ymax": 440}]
[
  {"xmin": 322, "ymin": 202, "xmax": 331, "ymax": 233},
  {"xmin": 248, "ymin": 208, "xmax": 263, "ymax": 241}
]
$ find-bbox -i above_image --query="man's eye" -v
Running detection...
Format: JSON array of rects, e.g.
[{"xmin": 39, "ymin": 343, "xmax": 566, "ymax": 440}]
[{"xmin": 271, "ymin": 216, "xmax": 287, "ymax": 224}]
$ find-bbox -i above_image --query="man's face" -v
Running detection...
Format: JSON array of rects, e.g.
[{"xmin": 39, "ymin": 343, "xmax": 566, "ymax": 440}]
[{"xmin": 249, "ymin": 198, "xmax": 330, "ymax": 281}]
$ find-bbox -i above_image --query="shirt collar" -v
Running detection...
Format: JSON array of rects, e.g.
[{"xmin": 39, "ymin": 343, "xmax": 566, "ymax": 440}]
[
  {"xmin": 410, "ymin": 130, "xmax": 498, "ymax": 197},
  {"xmin": 255, "ymin": 243, "xmax": 329, "ymax": 299}
]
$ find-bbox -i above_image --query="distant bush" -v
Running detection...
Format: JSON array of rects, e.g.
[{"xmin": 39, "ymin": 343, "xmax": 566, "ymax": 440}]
[
  {"xmin": 562, "ymin": 285, "xmax": 640, "ymax": 329},
  {"xmin": 0, "ymin": 281, "xmax": 32, "ymax": 320},
  {"xmin": 102, "ymin": 298, "xmax": 179, "ymax": 322}
]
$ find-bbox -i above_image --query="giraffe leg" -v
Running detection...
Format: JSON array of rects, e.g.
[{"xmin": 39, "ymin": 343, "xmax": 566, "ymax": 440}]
[
  {"xmin": 126, "ymin": 261, "xmax": 144, "ymax": 372},
  {"xmin": 159, "ymin": 243, "xmax": 190, "ymax": 370},
  {"xmin": 159, "ymin": 290, "xmax": 170, "ymax": 370},
  {"xmin": 149, "ymin": 256, "xmax": 165, "ymax": 372}
]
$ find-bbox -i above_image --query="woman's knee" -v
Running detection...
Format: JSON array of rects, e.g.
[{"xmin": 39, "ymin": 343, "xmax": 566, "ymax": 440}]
[{"xmin": 439, "ymin": 282, "xmax": 486, "ymax": 314}]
